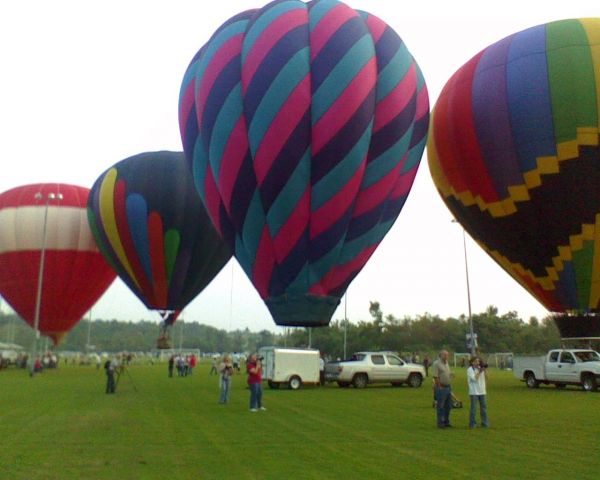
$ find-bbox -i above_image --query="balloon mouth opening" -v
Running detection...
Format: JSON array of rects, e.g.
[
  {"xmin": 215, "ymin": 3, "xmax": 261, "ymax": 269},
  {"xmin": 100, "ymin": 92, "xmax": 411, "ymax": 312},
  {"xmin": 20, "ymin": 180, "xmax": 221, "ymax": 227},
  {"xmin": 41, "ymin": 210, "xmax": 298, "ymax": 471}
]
[
  {"xmin": 266, "ymin": 294, "xmax": 341, "ymax": 327},
  {"xmin": 552, "ymin": 313, "xmax": 600, "ymax": 338}
]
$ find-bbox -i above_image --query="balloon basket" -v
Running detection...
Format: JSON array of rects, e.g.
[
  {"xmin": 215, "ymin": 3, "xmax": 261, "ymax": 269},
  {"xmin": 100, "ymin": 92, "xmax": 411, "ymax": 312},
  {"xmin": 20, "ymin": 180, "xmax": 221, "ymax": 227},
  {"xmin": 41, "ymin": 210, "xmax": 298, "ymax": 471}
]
[{"xmin": 156, "ymin": 336, "xmax": 172, "ymax": 350}]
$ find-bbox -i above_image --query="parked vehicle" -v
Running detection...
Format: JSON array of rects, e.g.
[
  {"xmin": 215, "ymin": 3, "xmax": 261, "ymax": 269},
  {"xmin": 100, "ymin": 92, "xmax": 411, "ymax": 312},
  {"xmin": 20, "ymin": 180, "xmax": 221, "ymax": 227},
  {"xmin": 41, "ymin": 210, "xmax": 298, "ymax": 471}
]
[
  {"xmin": 258, "ymin": 346, "xmax": 320, "ymax": 390},
  {"xmin": 324, "ymin": 351, "xmax": 425, "ymax": 388},
  {"xmin": 512, "ymin": 349, "xmax": 600, "ymax": 391}
]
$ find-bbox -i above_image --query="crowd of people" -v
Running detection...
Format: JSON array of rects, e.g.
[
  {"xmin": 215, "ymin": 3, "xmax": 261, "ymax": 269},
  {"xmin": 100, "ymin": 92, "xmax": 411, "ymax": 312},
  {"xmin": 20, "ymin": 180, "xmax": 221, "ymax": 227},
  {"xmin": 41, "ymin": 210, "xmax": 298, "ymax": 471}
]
[{"xmin": 167, "ymin": 353, "xmax": 198, "ymax": 377}]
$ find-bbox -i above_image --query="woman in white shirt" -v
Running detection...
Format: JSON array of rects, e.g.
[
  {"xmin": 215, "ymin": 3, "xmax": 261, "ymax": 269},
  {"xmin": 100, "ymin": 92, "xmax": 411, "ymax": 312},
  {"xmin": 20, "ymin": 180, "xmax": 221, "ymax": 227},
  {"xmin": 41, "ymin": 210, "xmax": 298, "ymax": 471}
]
[{"xmin": 467, "ymin": 356, "xmax": 489, "ymax": 428}]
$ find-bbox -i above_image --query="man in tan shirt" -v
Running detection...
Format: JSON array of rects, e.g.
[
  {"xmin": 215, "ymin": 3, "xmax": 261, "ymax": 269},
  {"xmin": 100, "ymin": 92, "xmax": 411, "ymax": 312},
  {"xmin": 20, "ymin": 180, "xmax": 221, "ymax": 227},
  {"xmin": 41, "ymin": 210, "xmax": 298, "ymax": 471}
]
[{"xmin": 432, "ymin": 350, "xmax": 453, "ymax": 428}]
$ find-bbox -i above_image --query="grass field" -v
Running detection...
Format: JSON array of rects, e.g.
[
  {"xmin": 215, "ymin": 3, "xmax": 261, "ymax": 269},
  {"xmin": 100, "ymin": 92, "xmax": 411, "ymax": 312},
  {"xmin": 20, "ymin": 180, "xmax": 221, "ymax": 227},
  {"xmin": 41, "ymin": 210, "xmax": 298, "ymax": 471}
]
[{"xmin": 1, "ymin": 361, "xmax": 599, "ymax": 480}]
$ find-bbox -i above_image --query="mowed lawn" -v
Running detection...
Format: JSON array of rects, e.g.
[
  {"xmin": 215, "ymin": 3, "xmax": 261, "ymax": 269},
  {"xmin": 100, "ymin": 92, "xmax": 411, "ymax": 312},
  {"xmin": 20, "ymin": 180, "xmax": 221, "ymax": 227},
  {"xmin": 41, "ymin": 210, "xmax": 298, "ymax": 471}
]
[{"xmin": 1, "ymin": 361, "xmax": 599, "ymax": 480}]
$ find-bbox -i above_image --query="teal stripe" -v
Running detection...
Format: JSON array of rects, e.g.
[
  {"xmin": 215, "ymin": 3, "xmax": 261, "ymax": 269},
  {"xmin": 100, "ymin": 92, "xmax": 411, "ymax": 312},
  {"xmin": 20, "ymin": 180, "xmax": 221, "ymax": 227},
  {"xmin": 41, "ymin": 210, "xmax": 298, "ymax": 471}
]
[
  {"xmin": 194, "ymin": 19, "xmax": 248, "ymax": 94},
  {"xmin": 312, "ymin": 34, "xmax": 375, "ymax": 124},
  {"xmin": 241, "ymin": 191, "xmax": 266, "ymax": 261},
  {"xmin": 180, "ymin": 59, "xmax": 199, "ymax": 102},
  {"xmin": 309, "ymin": 238, "xmax": 344, "ymax": 285},
  {"xmin": 242, "ymin": 0, "xmax": 306, "ymax": 61},
  {"xmin": 234, "ymin": 234, "xmax": 253, "ymax": 280},
  {"xmin": 308, "ymin": 0, "xmax": 339, "ymax": 31},
  {"xmin": 415, "ymin": 63, "xmax": 426, "ymax": 91},
  {"xmin": 404, "ymin": 135, "xmax": 427, "ymax": 174},
  {"xmin": 191, "ymin": 137, "xmax": 209, "ymax": 204},
  {"xmin": 247, "ymin": 47, "xmax": 310, "ymax": 154},
  {"xmin": 266, "ymin": 148, "xmax": 311, "ymax": 237},
  {"xmin": 362, "ymin": 127, "xmax": 412, "ymax": 188},
  {"xmin": 285, "ymin": 262, "xmax": 310, "ymax": 294},
  {"xmin": 312, "ymin": 124, "xmax": 372, "ymax": 210},
  {"xmin": 339, "ymin": 220, "xmax": 394, "ymax": 264},
  {"xmin": 209, "ymin": 83, "xmax": 243, "ymax": 185},
  {"xmin": 376, "ymin": 43, "xmax": 413, "ymax": 102}
]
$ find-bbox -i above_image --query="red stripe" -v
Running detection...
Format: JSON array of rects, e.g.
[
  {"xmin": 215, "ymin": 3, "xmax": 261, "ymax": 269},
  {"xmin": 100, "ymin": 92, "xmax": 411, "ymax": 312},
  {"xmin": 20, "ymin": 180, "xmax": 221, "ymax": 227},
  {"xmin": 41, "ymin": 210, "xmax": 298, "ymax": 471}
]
[
  {"xmin": 352, "ymin": 160, "xmax": 403, "ymax": 217},
  {"xmin": 113, "ymin": 181, "xmax": 155, "ymax": 304},
  {"xmin": 252, "ymin": 226, "xmax": 275, "ymax": 299},
  {"xmin": 311, "ymin": 160, "xmax": 366, "ymax": 239},
  {"xmin": 312, "ymin": 57, "xmax": 377, "ymax": 155},
  {"xmin": 219, "ymin": 116, "xmax": 249, "ymax": 214},
  {"xmin": 179, "ymin": 78, "xmax": 196, "ymax": 144},
  {"xmin": 242, "ymin": 8, "xmax": 307, "ymax": 93},
  {"xmin": 310, "ymin": 3, "xmax": 356, "ymax": 61},
  {"xmin": 364, "ymin": 13, "xmax": 387, "ymax": 44},
  {"xmin": 273, "ymin": 187, "xmax": 310, "ymax": 262},
  {"xmin": 148, "ymin": 212, "xmax": 167, "ymax": 308},
  {"xmin": 390, "ymin": 164, "xmax": 419, "ymax": 200},
  {"xmin": 433, "ymin": 52, "xmax": 498, "ymax": 202},
  {"xmin": 310, "ymin": 244, "xmax": 377, "ymax": 295},
  {"xmin": 254, "ymin": 74, "xmax": 311, "ymax": 185},
  {"xmin": 415, "ymin": 82, "xmax": 429, "ymax": 119},
  {"xmin": 373, "ymin": 63, "xmax": 416, "ymax": 133},
  {"xmin": 196, "ymin": 34, "xmax": 244, "ymax": 129}
]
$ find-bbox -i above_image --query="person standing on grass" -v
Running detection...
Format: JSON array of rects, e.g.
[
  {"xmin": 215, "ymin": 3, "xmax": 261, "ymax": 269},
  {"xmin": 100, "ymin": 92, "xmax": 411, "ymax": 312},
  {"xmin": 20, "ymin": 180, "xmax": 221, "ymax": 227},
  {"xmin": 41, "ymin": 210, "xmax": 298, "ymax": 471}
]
[
  {"xmin": 105, "ymin": 357, "xmax": 117, "ymax": 394},
  {"xmin": 218, "ymin": 354, "xmax": 234, "ymax": 404},
  {"xmin": 246, "ymin": 353, "xmax": 266, "ymax": 412},
  {"xmin": 467, "ymin": 356, "xmax": 489, "ymax": 428},
  {"xmin": 432, "ymin": 350, "xmax": 453, "ymax": 428},
  {"xmin": 168, "ymin": 355, "xmax": 174, "ymax": 378}
]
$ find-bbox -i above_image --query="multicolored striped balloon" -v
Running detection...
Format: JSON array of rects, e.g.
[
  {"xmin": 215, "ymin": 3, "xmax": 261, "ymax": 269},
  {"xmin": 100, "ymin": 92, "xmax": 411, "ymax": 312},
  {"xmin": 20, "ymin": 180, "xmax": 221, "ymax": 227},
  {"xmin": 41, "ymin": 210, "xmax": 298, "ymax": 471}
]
[
  {"xmin": 0, "ymin": 183, "xmax": 116, "ymax": 344},
  {"xmin": 87, "ymin": 151, "xmax": 231, "ymax": 317},
  {"xmin": 179, "ymin": 0, "xmax": 429, "ymax": 327},
  {"xmin": 428, "ymin": 18, "xmax": 600, "ymax": 337}
]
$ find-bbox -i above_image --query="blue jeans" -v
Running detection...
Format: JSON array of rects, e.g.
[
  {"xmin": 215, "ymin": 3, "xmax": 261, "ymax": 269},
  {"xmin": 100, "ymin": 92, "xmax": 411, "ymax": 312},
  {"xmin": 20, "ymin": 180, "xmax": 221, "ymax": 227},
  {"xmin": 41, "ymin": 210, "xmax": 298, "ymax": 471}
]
[
  {"xmin": 219, "ymin": 377, "xmax": 231, "ymax": 404},
  {"xmin": 435, "ymin": 386, "xmax": 452, "ymax": 426},
  {"xmin": 469, "ymin": 395, "xmax": 488, "ymax": 427},
  {"xmin": 249, "ymin": 382, "xmax": 262, "ymax": 409}
]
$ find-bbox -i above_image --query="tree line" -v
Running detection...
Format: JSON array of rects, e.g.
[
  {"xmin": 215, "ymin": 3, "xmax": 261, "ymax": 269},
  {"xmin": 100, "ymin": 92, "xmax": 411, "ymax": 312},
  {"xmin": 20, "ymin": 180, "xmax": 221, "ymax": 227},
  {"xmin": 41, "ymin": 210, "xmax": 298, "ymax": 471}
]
[{"xmin": 0, "ymin": 302, "xmax": 561, "ymax": 357}]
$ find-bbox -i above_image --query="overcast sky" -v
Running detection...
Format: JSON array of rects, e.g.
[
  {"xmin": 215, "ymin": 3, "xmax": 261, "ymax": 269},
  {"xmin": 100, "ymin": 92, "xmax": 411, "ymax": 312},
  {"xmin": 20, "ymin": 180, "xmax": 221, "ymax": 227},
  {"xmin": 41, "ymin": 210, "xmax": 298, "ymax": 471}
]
[{"xmin": 1, "ymin": 1, "xmax": 598, "ymax": 333}]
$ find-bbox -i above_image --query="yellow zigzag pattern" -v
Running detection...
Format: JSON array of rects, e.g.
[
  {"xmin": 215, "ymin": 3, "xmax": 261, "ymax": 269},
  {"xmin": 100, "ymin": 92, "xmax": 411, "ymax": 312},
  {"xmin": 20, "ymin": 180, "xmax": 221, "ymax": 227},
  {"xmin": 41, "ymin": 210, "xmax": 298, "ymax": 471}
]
[{"xmin": 429, "ymin": 127, "xmax": 600, "ymax": 311}]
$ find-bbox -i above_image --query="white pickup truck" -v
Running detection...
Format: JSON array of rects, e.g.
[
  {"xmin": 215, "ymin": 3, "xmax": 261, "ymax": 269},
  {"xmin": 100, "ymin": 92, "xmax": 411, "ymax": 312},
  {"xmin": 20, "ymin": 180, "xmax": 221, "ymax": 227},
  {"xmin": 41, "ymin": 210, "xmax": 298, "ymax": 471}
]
[
  {"xmin": 513, "ymin": 349, "xmax": 600, "ymax": 391},
  {"xmin": 324, "ymin": 351, "xmax": 425, "ymax": 388}
]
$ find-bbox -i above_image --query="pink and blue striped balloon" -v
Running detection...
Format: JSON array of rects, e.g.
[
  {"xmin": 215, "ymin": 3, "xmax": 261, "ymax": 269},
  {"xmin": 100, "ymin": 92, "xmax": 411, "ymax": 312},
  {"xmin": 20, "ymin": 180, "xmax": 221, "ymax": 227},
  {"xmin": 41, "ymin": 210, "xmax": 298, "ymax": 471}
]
[{"xmin": 179, "ymin": 0, "xmax": 429, "ymax": 327}]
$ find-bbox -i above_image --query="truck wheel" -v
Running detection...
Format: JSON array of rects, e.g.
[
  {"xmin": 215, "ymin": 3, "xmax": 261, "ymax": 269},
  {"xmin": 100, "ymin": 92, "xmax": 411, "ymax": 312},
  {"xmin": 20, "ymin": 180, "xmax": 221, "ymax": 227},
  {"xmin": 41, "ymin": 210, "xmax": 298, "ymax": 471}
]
[
  {"xmin": 268, "ymin": 380, "xmax": 280, "ymax": 389},
  {"xmin": 407, "ymin": 373, "xmax": 423, "ymax": 388},
  {"xmin": 352, "ymin": 373, "xmax": 368, "ymax": 388},
  {"xmin": 581, "ymin": 374, "xmax": 598, "ymax": 392},
  {"xmin": 525, "ymin": 372, "xmax": 539, "ymax": 388},
  {"xmin": 337, "ymin": 381, "xmax": 350, "ymax": 388},
  {"xmin": 288, "ymin": 376, "xmax": 302, "ymax": 390}
]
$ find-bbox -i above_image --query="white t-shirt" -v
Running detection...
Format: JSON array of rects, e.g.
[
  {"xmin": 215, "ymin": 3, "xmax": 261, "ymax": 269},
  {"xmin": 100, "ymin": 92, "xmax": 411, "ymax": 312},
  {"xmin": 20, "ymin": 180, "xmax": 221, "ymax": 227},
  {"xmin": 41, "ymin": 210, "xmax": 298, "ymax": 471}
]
[{"xmin": 467, "ymin": 366, "xmax": 487, "ymax": 395}]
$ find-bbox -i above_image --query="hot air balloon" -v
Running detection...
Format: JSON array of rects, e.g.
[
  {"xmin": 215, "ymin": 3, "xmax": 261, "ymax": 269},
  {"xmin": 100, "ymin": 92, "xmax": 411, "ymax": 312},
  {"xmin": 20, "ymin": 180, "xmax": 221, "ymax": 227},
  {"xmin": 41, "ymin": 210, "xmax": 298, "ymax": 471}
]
[
  {"xmin": 87, "ymin": 151, "xmax": 231, "ymax": 347},
  {"xmin": 0, "ymin": 183, "xmax": 117, "ymax": 345},
  {"xmin": 179, "ymin": 0, "xmax": 429, "ymax": 327},
  {"xmin": 428, "ymin": 18, "xmax": 600, "ymax": 338}
]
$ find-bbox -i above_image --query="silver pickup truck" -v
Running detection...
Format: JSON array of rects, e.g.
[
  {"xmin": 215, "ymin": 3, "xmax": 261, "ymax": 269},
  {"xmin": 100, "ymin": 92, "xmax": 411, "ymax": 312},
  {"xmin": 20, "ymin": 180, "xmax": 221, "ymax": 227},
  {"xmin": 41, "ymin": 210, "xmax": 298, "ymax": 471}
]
[
  {"xmin": 513, "ymin": 349, "xmax": 600, "ymax": 391},
  {"xmin": 324, "ymin": 351, "xmax": 425, "ymax": 388}
]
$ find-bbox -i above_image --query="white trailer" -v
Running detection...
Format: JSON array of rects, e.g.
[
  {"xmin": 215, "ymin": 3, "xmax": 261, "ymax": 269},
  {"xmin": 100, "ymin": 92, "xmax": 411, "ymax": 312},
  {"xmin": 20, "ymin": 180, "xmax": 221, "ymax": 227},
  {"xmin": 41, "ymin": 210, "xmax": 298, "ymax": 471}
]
[{"xmin": 258, "ymin": 346, "xmax": 320, "ymax": 390}]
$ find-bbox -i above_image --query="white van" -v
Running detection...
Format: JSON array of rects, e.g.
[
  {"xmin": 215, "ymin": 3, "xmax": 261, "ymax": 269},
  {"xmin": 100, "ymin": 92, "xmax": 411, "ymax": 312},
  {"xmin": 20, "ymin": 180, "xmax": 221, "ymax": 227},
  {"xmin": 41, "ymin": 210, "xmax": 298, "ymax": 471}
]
[{"xmin": 258, "ymin": 347, "xmax": 320, "ymax": 390}]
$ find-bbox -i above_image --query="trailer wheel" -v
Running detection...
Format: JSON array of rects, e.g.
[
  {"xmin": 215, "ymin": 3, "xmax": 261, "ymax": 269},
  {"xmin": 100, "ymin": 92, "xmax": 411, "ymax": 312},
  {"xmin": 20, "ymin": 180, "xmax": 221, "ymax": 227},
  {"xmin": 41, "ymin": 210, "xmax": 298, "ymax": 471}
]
[
  {"xmin": 581, "ymin": 374, "xmax": 597, "ymax": 392},
  {"xmin": 407, "ymin": 373, "xmax": 423, "ymax": 388},
  {"xmin": 268, "ymin": 380, "xmax": 280, "ymax": 389},
  {"xmin": 352, "ymin": 373, "xmax": 368, "ymax": 389},
  {"xmin": 288, "ymin": 376, "xmax": 302, "ymax": 390},
  {"xmin": 525, "ymin": 372, "xmax": 539, "ymax": 388}
]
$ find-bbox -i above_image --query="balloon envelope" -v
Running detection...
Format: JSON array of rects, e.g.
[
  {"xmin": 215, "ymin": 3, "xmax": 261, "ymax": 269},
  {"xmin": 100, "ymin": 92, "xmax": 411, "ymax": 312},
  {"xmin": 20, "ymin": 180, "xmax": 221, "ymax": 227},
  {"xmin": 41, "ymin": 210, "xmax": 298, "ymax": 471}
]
[
  {"xmin": 0, "ymin": 183, "xmax": 117, "ymax": 344},
  {"xmin": 87, "ymin": 151, "xmax": 231, "ymax": 315},
  {"xmin": 427, "ymin": 18, "xmax": 600, "ymax": 337},
  {"xmin": 179, "ymin": 0, "xmax": 429, "ymax": 327}
]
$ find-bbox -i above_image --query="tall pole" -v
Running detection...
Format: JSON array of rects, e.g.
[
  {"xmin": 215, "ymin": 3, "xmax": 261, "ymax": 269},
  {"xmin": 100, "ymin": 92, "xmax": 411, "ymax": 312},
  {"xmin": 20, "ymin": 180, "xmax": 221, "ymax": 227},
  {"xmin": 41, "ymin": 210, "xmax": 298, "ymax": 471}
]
[
  {"xmin": 30, "ymin": 192, "xmax": 63, "ymax": 373},
  {"xmin": 86, "ymin": 309, "xmax": 93, "ymax": 352},
  {"xmin": 453, "ymin": 219, "xmax": 476, "ymax": 356},
  {"xmin": 343, "ymin": 293, "xmax": 347, "ymax": 359}
]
